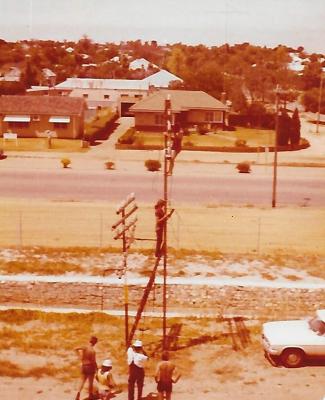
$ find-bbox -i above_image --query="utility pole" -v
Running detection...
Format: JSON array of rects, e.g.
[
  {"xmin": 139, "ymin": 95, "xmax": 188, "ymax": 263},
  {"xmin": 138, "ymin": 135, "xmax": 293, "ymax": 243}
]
[
  {"xmin": 272, "ymin": 85, "xmax": 280, "ymax": 208},
  {"xmin": 162, "ymin": 94, "xmax": 172, "ymax": 350},
  {"xmin": 316, "ymin": 69, "xmax": 324, "ymax": 134},
  {"xmin": 112, "ymin": 193, "xmax": 138, "ymax": 349}
]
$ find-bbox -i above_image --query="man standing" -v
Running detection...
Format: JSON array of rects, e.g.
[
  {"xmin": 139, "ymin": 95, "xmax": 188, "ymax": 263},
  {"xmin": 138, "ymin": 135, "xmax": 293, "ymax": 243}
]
[
  {"xmin": 75, "ymin": 336, "xmax": 98, "ymax": 400},
  {"xmin": 155, "ymin": 199, "xmax": 174, "ymax": 258},
  {"xmin": 127, "ymin": 339, "xmax": 148, "ymax": 400},
  {"xmin": 155, "ymin": 351, "xmax": 180, "ymax": 400}
]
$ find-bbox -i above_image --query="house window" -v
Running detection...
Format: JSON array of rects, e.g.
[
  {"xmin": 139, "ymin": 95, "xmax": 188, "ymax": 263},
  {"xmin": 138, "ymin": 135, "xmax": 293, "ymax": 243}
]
[
  {"xmin": 135, "ymin": 94, "xmax": 143, "ymax": 100},
  {"xmin": 205, "ymin": 112, "xmax": 214, "ymax": 122},
  {"xmin": 32, "ymin": 115, "xmax": 40, "ymax": 121},
  {"xmin": 121, "ymin": 94, "xmax": 128, "ymax": 98},
  {"xmin": 83, "ymin": 93, "xmax": 88, "ymax": 98},
  {"xmin": 8, "ymin": 121, "xmax": 29, "ymax": 129},
  {"xmin": 53, "ymin": 123, "xmax": 68, "ymax": 129},
  {"xmin": 155, "ymin": 115, "xmax": 165, "ymax": 125},
  {"xmin": 104, "ymin": 94, "xmax": 110, "ymax": 99}
]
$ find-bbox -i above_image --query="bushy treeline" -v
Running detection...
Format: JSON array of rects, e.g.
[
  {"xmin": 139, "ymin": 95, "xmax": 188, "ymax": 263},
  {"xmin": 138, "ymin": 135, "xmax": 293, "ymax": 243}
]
[{"xmin": 0, "ymin": 37, "xmax": 324, "ymax": 114}]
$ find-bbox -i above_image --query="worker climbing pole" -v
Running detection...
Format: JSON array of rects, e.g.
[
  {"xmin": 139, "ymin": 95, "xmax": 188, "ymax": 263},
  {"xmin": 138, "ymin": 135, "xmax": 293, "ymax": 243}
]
[{"xmin": 127, "ymin": 93, "xmax": 178, "ymax": 350}]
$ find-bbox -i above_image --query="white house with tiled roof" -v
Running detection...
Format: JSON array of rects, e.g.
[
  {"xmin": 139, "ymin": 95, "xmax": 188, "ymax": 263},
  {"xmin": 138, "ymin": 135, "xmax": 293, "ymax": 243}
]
[
  {"xmin": 130, "ymin": 89, "xmax": 229, "ymax": 131},
  {"xmin": 0, "ymin": 95, "xmax": 85, "ymax": 139}
]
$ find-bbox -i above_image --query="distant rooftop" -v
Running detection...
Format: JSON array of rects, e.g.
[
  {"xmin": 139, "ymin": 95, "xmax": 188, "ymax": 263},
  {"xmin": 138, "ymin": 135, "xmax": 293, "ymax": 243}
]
[{"xmin": 55, "ymin": 78, "xmax": 149, "ymax": 90}]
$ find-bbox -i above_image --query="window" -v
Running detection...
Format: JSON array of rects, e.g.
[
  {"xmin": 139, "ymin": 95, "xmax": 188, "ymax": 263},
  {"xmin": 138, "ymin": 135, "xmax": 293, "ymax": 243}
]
[
  {"xmin": 32, "ymin": 115, "xmax": 40, "ymax": 121},
  {"xmin": 53, "ymin": 122, "xmax": 68, "ymax": 129},
  {"xmin": 8, "ymin": 121, "xmax": 29, "ymax": 129},
  {"xmin": 104, "ymin": 94, "xmax": 110, "ymax": 99},
  {"xmin": 205, "ymin": 112, "xmax": 214, "ymax": 122},
  {"xmin": 135, "ymin": 94, "xmax": 143, "ymax": 99},
  {"xmin": 155, "ymin": 115, "xmax": 165, "ymax": 125},
  {"xmin": 83, "ymin": 93, "xmax": 88, "ymax": 98},
  {"xmin": 121, "ymin": 94, "xmax": 128, "ymax": 98}
]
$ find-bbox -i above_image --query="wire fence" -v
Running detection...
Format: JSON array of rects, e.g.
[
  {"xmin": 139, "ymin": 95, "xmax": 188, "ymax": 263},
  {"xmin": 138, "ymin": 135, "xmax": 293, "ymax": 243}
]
[{"xmin": 0, "ymin": 204, "xmax": 323, "ymax": 254}]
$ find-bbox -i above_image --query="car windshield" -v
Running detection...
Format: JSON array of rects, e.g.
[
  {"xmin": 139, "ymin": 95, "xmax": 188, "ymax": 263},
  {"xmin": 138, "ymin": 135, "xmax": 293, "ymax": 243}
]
[{"xmin": 309, "ymin": 317, "xmax": 325, "ymax": 335}]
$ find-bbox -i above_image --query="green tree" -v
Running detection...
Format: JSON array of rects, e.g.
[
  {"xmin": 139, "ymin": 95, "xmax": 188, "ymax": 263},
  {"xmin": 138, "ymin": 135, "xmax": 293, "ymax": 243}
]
[
  {"xmin": 290, "ymin": 108, "xmax": 301, "ymax": 145},
  {"xmin": 278, "ymin": 109, "xmax": 291, "ymax": 146},
  {"xmin": 302, "ymin": 87, "xmax": 325, "ymax": 113},
  {"xmin": 20, "ymin": 61, "xmax": 38, "ymax": 88}
]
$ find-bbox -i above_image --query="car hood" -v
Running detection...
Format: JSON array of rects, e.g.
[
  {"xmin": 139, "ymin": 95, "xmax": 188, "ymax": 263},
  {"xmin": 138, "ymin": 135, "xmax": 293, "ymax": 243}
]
[{"xmin": 263, "ymin": 320, "xmax": 314, "ymax": 345}]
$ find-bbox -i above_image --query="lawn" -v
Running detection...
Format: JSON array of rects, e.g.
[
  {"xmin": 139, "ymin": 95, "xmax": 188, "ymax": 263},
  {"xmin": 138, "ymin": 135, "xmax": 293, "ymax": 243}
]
[
  {"xmin": 0, "ymin": 138, "xmax": 88, "ymax": 152},
  {"xmin": 122, "ymin": 127, "xmax": 275, "ymax": 148}
]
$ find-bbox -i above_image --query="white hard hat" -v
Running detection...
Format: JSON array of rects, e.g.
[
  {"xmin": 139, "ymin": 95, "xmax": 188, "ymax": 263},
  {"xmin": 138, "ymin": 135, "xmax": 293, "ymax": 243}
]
[
  {"xmin": 133, "ymin": 339, "xmax": 143, "ymax": 347},
  {"xmin": 102, "ymin": 359, "xmax": 112, "ymax": 367}
]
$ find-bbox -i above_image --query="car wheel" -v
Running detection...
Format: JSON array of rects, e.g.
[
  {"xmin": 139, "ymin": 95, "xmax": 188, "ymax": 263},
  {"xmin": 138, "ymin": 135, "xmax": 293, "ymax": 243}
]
[{"xmin": 280, "ymin": 348, "xmax": 305, "ymax": 368}]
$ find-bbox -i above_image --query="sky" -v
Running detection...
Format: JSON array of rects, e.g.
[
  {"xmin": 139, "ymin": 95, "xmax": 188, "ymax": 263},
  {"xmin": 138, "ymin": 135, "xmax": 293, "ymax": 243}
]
[{"xmin": 0, "ymin": 0, "xmax": 324, "ymax": 53}]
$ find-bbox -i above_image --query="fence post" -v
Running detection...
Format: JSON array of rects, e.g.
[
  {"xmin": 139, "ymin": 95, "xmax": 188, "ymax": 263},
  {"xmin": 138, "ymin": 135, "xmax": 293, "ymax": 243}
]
[
  {"xmin": 18, "ymin": 211, "xmax": 23, "ymax": 248},
  {"xmin": 256, "ymin": 216, "xmax": 261, "ymax": 254},
  {"xmin": 99, "ymin": 213, "xmax": 103, "ymax": 247}
]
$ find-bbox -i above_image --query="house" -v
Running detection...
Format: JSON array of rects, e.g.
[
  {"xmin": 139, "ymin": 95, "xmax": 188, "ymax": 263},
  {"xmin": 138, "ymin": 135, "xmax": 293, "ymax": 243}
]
[
  {"xmin": 0, "ymin": 66, "xmax": 21, "ymax": 82},
  {"xmin": 55, "ymin": 77, "xmax": 150, "ymax": 117},
  {"xmin": 55, "ymin": 70, "xmax": 183, "ymax": 117},
  {"xmin": 40, "ymin": 68, "xmax": 56, "ymax": 86},
  {"xmin": 129, "ymin": 89, "xmax": 229, "ymax": 131},
  {"xmin": 0, "ymin": 95, "xmax": 85, "ymax": 139},
  {"xmin": 129, "ymin": 58, "xmax": 159, "ymax": 71},
  {"xmin": 142, "ymin": 70, "xmax": 183, "ymax": 88}
]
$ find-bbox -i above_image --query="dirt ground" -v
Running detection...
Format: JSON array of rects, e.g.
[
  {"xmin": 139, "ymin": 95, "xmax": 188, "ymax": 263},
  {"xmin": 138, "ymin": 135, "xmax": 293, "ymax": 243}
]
[
  {"xmin": 0, "ymin": 311, "xmax": 324, "ymax": 400},
  {"xmin": 0, "ymin": 338, "xmax": 324, "ymax": 400},
  {"xmin": 0, "ymin": 116, "xmax": 324, "ymax": 400}
]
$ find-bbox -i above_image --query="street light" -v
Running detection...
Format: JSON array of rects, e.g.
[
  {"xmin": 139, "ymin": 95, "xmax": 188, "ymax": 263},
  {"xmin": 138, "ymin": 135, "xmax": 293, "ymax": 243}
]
[
  {"xmin": 272, "ymin": 85, "xmax": 280, "ymax": 208},
  {"xmin": 316, "ymin": 68, "xmax": 325, "ymax": 134}
]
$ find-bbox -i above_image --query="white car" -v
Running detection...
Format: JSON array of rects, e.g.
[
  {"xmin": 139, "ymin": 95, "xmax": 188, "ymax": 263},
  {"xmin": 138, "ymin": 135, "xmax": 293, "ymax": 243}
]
[{"xmin": 262, "ymin": 309, "xmax": 325, "ymax": 367}]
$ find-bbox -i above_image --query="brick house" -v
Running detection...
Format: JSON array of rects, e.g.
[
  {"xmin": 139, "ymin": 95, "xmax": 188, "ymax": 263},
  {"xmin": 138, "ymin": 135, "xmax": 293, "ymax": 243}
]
[
  {"xmin": 0, "ymin": 95, "xmax": 85, "ymax": 139},
  {"xmin": 129, "ymin": 89, "xmax": 229, "ymax": 131}
]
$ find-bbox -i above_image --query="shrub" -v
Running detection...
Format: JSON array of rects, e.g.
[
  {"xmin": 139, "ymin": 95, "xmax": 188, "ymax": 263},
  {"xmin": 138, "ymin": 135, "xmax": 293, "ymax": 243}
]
[
  {"xmin": 236, "ymin": 161, "xmax": 251, "ymax": 173},
  {"xmin": 235, "ymin": 139, "xmax": 247, "ymax": 147},
  {"xmin": 61, "ymin": 158, "xmax": 71, "ymax": 168},
  {"xmin": 198, "ymin": 125, "xmax": 209, "ymax": 135},
  {"xmin": 118, "ymin": 128, "xmax": 135, "ymax": 145},
  {"xmin": 145, "ymin": 159, "xmax": 161, "ymax": 171},
  {"xmin": 105, "ymin": 161, "xmax": 115, "ymax": 170}
]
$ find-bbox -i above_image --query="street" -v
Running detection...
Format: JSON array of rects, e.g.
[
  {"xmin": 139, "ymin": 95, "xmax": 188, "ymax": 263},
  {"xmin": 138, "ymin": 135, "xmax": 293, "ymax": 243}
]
[{"xmin": 0, "ymin": 164, "xmax": 324, "ymax": 206}]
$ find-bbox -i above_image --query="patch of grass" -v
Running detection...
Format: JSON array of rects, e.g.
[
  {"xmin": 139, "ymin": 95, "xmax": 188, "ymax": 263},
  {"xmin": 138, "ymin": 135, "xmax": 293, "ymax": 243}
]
[
  {"xmin": 0, "ymin": 360, "xmax": 26, "ymax": 377},
  {"xmin": 283, "ymin": 274, "xmax": 301, "ymax": 281}
]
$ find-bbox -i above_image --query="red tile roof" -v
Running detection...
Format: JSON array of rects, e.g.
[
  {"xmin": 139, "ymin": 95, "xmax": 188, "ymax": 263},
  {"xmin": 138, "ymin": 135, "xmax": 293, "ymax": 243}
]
[
  {"xmin": 130, "ymin": 89, "xmax": 228, "ymax": 112},
  {"xmin": 0, "ymin": 95, "xmax": 85, "ymax": 115}
]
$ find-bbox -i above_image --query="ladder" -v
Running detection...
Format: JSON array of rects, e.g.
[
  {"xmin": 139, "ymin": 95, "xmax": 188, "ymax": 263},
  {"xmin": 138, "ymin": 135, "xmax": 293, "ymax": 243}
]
[{"xmin": 128, "ymin": 255, "xmax": 161, "ymax": 345}]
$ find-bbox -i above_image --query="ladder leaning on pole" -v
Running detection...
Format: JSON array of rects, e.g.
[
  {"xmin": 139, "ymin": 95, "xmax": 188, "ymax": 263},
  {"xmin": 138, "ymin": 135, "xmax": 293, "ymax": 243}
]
[{"xmin": 128, "ymin": 255, "xmax": 161, "ymax": 345}]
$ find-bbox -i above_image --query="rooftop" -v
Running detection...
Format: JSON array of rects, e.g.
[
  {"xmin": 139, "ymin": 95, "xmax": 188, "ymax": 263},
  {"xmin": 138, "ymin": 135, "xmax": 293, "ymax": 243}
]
[
  {"xmin": 56, "ymin": 78, "xmax": 149, "ymax": 91},
  {"xmin": 0, "ymin": 95, "xmax": 85, "ymax": 115},
  {"xmin": 130, "ymin": 89, "xmax": 228, "ymax": 112}
]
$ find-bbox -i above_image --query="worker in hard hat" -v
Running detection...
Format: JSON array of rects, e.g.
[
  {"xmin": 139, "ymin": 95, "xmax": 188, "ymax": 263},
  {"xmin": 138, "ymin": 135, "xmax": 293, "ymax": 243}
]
[{"xmin": 95, "ymin": 358, "xmax": 120, "ymax": 400}]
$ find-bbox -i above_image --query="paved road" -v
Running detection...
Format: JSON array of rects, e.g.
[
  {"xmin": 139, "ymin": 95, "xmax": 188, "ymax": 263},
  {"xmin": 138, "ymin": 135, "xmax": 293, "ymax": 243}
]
[{"xmin": 0, "ymin": 166, "xmax": 324, "ymax": 206}]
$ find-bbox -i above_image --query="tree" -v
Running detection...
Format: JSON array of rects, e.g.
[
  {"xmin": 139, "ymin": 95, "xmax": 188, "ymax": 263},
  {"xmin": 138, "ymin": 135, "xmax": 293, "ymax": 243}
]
[
  {"xmin": 302, "ymin": 87, "xmax": 325, "ymax": 113},
  {"xmin": 20, "ymin": 60, "xmax": 38, "ymax": 88},
  {"xmin": 290, "ymin": 108, "xmax": 301, "ymax": 146},
  {"xmin": 278, "ymin": 109, "xmax": 291, "ymax": 146}
]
